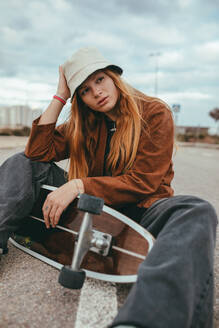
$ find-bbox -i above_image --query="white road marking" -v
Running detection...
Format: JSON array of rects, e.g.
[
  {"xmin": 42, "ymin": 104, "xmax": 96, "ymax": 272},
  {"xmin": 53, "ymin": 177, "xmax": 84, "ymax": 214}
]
[{"xmin": 75, "ymin": 278, "xmax": 118, "ymax": 328}]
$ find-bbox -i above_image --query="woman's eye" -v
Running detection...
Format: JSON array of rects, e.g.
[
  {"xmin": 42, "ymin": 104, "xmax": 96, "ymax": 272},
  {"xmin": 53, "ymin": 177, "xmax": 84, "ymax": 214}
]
[
  {"xmin": 81, "ymin": 88, "xmax": 89, "ymax": 96},
  {"xmin": 96, "ymin": 76, "xmax": 104, "ymax": 83}
]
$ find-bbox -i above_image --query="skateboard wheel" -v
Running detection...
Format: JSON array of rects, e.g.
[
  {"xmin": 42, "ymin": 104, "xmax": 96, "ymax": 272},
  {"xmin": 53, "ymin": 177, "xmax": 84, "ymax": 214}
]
[
  {"xmin": 58, "ymin": 266, "xmax": 86, "ymax": 289},
  {"xmin": 78, "ymin": 193, "xmax": 104, "ymax": 214}
]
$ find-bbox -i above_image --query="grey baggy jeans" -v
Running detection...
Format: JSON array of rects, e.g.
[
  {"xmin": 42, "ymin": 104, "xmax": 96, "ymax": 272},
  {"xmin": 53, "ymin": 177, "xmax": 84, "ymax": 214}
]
[
  {"xmin": 0, "ymin": 152, "xmax": 67, "ymax": 246},
  {"xmin": 0, "ymin": 152, "xmax": 218, "ymax": 328},
  {"xmin": 110, "ymin": 196, "xmax": 217, "ymax": 328}
]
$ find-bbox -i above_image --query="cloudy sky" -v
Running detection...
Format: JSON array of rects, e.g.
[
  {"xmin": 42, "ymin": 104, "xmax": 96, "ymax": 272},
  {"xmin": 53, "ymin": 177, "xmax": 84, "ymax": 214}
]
[{"xmin": 0, "ymin": 0, "xmax": 218, "ymax": 129}]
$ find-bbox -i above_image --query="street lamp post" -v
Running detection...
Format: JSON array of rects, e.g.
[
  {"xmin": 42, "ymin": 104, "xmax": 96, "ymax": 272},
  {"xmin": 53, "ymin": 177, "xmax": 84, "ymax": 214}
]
[
  {"xmin": 172, "ymin": 104, "xmax": 181, "ymax": 137},
  {"xmin": 149, "ymin": 52, "xmax": 161, "ymax": 97}
]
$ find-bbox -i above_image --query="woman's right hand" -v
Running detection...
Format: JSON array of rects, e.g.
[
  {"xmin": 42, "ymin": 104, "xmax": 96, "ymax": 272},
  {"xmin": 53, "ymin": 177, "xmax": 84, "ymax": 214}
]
[
  {"xmin": 38, "ymin": 66, "xmax": 71, "ymax": 125},
  {"xmin": 56, "ymin": 66, "xmax": 71, "ymax": 101}
]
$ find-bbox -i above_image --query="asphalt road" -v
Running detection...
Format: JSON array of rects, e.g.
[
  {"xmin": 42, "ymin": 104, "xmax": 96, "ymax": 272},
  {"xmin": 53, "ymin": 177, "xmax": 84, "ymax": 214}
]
[
  {"xmin": 0, "ymin": 142, "xmax": 218, "ymax": 327},
  {"xmin": 173, "ymin": 145, "xmax": 219, "ymax": 328}
]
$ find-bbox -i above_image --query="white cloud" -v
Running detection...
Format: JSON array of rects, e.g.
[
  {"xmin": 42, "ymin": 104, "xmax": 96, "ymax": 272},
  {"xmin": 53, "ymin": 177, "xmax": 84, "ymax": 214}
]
[
  {"xmin": 178, "ymin": 0, "xmax": 192, "ymax": 8},
  {"xmin": 1, "ymin": 26, "xmax": 19, "ymax": 43},
  {"xmin": 159, "ymin": 51, "xmax": 184, "ymax": 68},
  {"xmin": 127, "ymin": 73, "xmax": 154, "ymax": 86},
  {"xmin": 74, "ymin": 31, "xmax": 127, "ymax": 51},
  {"xmin": 194, "ymin": 41, "xmax": 219, "ymax": 63},
  {"xmin": 120, "ymin": 15, "xmax": 185, "ymax": 46},
  {"xmin": 0, "ymin": 0, "xmax": 218, "ymax": 126},
  {"xmin": 161, "ymin": 91, "xmax": 212, "ymax": 102},
  {"xmin": 0, "ymin": 77, "xmax": 54, "ymax": 108}
]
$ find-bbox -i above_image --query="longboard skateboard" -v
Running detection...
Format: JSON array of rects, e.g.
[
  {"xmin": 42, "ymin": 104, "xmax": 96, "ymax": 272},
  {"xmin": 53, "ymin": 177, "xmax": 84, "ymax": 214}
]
[{"xmin": 10, "ymin": 185, "xmax": 155, "ymax": 288}]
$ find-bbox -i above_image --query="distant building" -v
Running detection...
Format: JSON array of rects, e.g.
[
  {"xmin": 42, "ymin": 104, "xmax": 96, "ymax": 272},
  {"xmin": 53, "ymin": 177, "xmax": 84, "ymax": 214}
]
[
  {"xmin": 0, "ymin": 105, "xmax": 42, "ymax": 128},
  {"xmin": 176, "ymin": 125, "xmax": 209, "ymax": 135}
]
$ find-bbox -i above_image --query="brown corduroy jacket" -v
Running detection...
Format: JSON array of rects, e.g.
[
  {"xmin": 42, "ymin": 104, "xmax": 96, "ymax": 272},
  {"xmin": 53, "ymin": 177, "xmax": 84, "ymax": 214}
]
[{"xmin": 25, "ymin": 96, "xmax": 174, "ymax": 210}]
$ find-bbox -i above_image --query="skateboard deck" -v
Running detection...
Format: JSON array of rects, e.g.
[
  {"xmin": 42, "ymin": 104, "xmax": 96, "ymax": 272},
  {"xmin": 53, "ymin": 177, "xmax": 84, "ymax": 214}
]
[{"xmin": 10, "ymin": 185, "xmax": 155, "ymax": 284}]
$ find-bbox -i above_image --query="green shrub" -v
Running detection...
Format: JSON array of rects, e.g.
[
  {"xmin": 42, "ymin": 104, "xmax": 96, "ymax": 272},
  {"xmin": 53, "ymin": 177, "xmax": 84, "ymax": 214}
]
[
  {"xmin": 0, "ymin": 126, "xmax": 30, "ymax": 136},
  {"xmin": 22, "ymin": 126, "xmax": 31, "ymax": 136},
  {"xmin": 0, "ymin": 128, "xmax": 13, "ymax": 136},
  {"xmin": 177, "ymin": 134, "xmax": 191, "ymax": 142},
  {"xmin": 211, "ymin": 135, "xmax": 219, "ymax": 144},
  {"xmin": 13, "ymin": 129, "xmax": 25, "ymax": 136}
]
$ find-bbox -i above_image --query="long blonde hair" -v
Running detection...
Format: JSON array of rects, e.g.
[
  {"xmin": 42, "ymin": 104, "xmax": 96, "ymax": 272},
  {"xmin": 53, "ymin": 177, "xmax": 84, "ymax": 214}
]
[{"xmin": 66, "ymin": 69, "xmax": 144, "ymax": 180}]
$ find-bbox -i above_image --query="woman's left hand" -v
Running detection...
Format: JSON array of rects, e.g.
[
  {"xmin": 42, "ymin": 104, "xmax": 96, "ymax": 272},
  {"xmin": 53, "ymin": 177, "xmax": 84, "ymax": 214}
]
[{"xmin": 42, "ymin": 179, "xmax": 84, "ymax": 228}]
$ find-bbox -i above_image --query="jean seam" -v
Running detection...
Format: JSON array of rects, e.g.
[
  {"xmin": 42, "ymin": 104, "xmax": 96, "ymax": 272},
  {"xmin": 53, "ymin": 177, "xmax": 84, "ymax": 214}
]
[
  {"xmin": 191, "ymin": 271, "xmax": 213, "ymax": 328},
  {"xmin": 32, "ymin": 170, "xmax": 50, "ymax": 182}
]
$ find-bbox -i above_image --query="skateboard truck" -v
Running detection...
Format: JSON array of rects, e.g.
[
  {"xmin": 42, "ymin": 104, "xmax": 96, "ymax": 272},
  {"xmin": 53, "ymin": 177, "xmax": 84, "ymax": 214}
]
[
  {"xmin": 58, "ymin": 193, "xmax": 106, "ymax": 289},
  {"xmin": 90, "ymin": 230, "xmax": 112, "ymax": 256}
]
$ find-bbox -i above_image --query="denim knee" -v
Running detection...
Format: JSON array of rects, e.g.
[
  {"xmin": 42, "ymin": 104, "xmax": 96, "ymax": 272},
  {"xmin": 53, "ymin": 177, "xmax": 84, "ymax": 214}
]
[
  {"xmin": 186, "ymin": 196, "xmax": 218, "ymax": 228},
  {"xmin": 2, "ymin": 151, "xmax": 26, "ymax": 163},
  {"xmin": 142, "ymin": 195, "xmax": 218, "ymax": 241},
  {"xmin": 180, "ymin": 196, "xmax": 218, "ymax": 250}
]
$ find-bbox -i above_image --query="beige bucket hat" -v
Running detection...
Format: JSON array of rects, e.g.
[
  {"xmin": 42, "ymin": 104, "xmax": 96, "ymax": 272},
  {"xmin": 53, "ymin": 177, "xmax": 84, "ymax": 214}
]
[{"xmin": 62, "ymin": 47, "xmax": 123, "ymax": 102}]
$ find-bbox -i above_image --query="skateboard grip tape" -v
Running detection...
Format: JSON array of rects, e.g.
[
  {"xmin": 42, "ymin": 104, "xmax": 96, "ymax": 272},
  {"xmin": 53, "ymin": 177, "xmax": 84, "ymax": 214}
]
[{"xmin": 77, "ymin": 193, "xmax": 104, "ymax": 215}]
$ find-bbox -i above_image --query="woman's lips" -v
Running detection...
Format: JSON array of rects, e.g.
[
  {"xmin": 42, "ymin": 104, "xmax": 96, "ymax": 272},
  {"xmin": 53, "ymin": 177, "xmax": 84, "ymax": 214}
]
[{"xmin": 98, "ymin": 96, "xmax": 109, "ymax": 106}]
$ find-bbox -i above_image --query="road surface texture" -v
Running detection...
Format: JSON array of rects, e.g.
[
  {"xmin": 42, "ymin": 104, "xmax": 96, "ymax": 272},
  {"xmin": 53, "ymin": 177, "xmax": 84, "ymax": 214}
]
[{"xmin": 0, "ymin": 136, "xmax": 218, "ymax": 328}]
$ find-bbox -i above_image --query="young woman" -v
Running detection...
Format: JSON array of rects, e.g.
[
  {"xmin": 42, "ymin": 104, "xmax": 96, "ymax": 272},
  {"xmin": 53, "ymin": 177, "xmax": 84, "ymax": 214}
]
[{"xmin": 0, "ymin": 47, "xmax": 217, "ymax": 328}]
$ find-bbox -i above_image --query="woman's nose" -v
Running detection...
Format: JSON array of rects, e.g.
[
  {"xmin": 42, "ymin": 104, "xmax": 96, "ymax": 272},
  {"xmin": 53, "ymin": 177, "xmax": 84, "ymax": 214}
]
[{"xmin": 93, "ymin": 87, "xmax": 102, "ymax": 97}]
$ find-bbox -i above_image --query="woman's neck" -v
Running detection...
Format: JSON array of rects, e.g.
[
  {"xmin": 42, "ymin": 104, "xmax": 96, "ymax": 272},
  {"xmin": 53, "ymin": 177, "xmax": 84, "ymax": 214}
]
[{"xmin": 104, "ymin": 105, "xmax": 118, "ymax": 121}]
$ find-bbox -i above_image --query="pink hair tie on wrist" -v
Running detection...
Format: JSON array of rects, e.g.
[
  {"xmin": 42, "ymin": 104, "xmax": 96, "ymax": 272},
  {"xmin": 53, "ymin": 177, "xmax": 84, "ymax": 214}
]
[{"xmin": 53, "ymin": 95, "xmax": 67, "ymax": 105}]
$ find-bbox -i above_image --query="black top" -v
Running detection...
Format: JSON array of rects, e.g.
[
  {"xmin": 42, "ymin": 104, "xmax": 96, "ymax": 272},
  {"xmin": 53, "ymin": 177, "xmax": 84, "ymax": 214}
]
[
  {"xmin": 103, "ymin": 118, "xmax": 116, "ymax": 175},
  {"xmin": 103, "ymin": 117, "xmax": 146, "ymax": 223}
]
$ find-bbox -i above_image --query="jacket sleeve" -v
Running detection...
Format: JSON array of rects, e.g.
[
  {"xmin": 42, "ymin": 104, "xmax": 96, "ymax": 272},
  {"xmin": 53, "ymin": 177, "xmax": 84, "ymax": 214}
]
[
  {"xmin": 25, "ymin": 117, "xmax": 69, "ymax": 162},
  {"xmin": 81, "ymin": 101, "xmax": 174, "ymax": 207}
]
